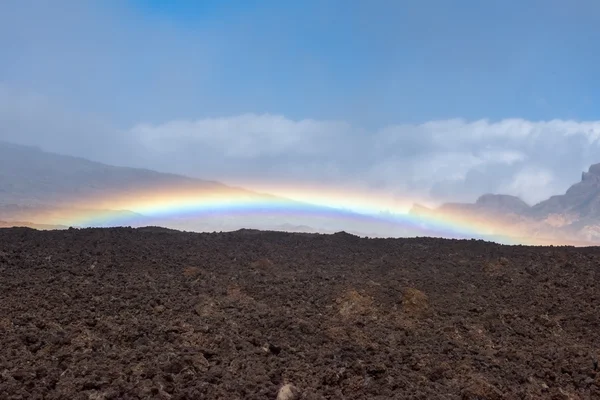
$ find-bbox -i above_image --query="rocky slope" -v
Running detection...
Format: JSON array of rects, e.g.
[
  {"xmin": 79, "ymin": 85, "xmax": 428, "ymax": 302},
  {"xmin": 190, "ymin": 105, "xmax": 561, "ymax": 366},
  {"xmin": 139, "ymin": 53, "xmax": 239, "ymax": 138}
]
[
  {"xmin": 2, "ymin": 227, "xmax": 600, "ymax": 398},
  {"xmin": 531, "ymin": 163, "xmax": 600, "ymax": 220},
  {"xmin": 0, "ymin": 140, "xmax": 247, "ymax": 207},
  {"xmin": 0, "ymin": 141, "xmax": 307, "ymax": 231}
]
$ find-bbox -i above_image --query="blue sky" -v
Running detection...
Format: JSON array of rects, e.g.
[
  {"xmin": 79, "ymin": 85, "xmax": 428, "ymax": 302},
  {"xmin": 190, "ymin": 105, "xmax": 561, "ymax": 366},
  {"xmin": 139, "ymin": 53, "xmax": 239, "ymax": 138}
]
[
  {"xmin": 3, "ymin": 0, "xmax": 600, "ymax": 127},
  {"xmin": 126, "ymin": 0, "xmax": 600, "ymax": 125},
  {"xmin": 2, "ymin": 0, "xmax": 600, "ymax": 206}
]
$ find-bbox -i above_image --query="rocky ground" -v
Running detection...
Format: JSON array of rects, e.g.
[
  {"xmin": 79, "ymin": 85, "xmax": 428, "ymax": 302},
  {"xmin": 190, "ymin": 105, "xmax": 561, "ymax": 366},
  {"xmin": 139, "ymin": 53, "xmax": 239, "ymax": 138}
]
[{"xmin": 1, "ymin": 227, "xmax": 600, "ymax": 399}]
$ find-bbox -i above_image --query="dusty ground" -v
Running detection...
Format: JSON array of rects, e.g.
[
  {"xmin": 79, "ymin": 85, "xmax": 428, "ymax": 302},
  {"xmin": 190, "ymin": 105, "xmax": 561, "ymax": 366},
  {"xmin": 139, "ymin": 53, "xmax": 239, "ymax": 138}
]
[{"xmin": 1, "ymin": 227, "xmax": 600, "ymax": 399}]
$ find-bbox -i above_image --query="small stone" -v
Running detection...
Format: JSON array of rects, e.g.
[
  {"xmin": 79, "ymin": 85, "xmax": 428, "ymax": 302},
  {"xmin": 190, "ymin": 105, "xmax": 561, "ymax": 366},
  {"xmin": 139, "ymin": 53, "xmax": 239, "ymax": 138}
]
[
  {"xmin": 191, "ymin": 354, "xmax": 209, "ymax": 372},
  {"xmin": 276, "ymin": 383, "xmax": 299, "ymax": 400}
]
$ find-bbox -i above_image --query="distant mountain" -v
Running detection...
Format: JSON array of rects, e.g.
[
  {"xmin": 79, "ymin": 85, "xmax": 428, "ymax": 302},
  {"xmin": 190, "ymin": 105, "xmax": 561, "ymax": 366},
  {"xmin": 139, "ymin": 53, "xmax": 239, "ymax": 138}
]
[
  {"xmin": 439, "ymin": 193, "xmax": 531, "ymax": 216},
  {"xmin": 530, "ymin": 163, "xmax": 600, "ymax": 220},
  {"xmin": 3, "ymin": 140, "xmax": 600, "ymax": 244},
  {"xmin": 0, "ymin": 204, "xmax": 144, "ymax": 227},
  {"xmin": 411, "ymin": 163, "xmax": 600, "ymax": 243},
  {"xmin": 0, "ymin": 220, "xmax": 67, "ymax": 230},
  {"xmin": 0, "ymin": 141, "xmax": 388, "ymax": 235},
  {"xmin": 0, "ymin": 141, "xmax": 293, "ymax": 228},
  {"xmin": 0, "ymin": 140, "xmax": 241, "ymax": 207}
]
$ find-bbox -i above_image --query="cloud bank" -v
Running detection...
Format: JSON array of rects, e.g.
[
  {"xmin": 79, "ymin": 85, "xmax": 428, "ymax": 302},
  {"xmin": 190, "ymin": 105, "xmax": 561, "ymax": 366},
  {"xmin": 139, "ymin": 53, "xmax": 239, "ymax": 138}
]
[
  {"xmin": 2, "ymin": 85, "xmax": 600, "ymax": 208},
  {"xmin": 127, "ymin": 115, "xmax": 600, "ymax": 206}
]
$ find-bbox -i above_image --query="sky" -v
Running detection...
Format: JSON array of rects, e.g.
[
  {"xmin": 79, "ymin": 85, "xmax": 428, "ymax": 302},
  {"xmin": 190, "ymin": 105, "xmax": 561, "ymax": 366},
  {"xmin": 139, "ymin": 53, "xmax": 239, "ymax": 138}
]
[{"xmin": 1, "ymin": 0, "xmax": 600, "ymax": 207}]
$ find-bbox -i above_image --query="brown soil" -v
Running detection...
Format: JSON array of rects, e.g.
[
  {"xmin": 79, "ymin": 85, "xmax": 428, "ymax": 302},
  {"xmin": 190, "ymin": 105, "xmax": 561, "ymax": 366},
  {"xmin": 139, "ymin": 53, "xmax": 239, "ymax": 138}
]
[{"xmin": 1, "ymin": 227, "xmax": 600, "ymax": 399}]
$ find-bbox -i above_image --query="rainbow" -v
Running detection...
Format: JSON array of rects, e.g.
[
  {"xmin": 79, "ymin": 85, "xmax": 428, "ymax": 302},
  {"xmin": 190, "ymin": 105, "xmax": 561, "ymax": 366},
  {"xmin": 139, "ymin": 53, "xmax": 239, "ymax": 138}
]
[{"xmin": 1, "ymin": 182, "xmax": 589, "ymax": 246}]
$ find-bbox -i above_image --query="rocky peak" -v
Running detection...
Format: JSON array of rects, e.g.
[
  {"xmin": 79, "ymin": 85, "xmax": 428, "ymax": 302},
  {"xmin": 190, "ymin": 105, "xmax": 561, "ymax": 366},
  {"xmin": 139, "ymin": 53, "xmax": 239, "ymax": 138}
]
[
  {"xmin": 532, "ymin": 162, "xmax": 600, "ymax": 218},
  {"xmin": 474, "ymin": 194, "xmax": 530, "ymax": 214},
  {"xmin": 581, "ymin": 163, "xmax": 600, "ymax": 183}
]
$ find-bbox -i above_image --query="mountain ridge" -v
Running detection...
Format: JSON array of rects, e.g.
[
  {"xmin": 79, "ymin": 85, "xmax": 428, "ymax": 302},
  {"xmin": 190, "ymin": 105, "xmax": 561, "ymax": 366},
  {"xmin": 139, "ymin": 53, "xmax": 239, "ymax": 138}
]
[
  {"xmin": 0, "ymin": 141, "xmax": 398, "ymax": 236},
  {"xmin": 410, "ymin": 162, "xmax": 600, "ymax": 242},
  {"xmin": 2, "ymin": 140, "xmax": 600, "ymax": 243}
]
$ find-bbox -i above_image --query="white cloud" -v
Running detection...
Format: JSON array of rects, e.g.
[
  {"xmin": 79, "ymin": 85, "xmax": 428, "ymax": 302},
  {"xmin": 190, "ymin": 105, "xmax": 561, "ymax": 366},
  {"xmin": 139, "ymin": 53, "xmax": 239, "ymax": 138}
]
[
  {"xmin": 2, "ymin": 87, "xmax": 600, "ymax": 208},
  {"xmin": 130, "ymin": 114, "xmax": 353, "ymax": 158},
  {"xmin": 499, "ymin": 167, "xmax": 556, "ymax": 203},
  {"xmin": 375, "ymin": 118, "xmax": 600, "ymax": 204},
  {"xmin": 126, "ymin": 115, "xmax": 600, "ymax": 206}
]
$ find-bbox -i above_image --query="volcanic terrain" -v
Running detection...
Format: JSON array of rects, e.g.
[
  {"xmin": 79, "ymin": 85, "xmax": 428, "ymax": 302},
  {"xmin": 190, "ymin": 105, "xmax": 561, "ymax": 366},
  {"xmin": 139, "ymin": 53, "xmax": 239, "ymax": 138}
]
[{"xmin": 1, "ymin": 227, "xmax": 600, "ymax": 399}]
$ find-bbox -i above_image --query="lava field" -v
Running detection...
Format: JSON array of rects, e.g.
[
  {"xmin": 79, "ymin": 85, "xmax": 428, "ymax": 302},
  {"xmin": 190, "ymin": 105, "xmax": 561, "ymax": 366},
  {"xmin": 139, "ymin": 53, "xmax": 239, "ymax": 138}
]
[{"xmin": 1, "ymin": 227, "xmax": 600, "ymax": 399}]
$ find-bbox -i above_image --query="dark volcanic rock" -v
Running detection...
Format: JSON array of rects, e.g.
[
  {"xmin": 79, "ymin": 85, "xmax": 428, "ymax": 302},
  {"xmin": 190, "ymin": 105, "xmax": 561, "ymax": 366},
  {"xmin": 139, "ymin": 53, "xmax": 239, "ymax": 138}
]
[{"xmin": 1, "ymin": 227, "xmax": 599, "ymax": 399}]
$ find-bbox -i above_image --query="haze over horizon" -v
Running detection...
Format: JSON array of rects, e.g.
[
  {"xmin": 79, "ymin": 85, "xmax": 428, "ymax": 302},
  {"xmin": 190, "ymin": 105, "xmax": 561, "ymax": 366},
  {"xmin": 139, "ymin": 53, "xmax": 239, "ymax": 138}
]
[{"xmin": 2, "ymin": 0, "xmax": 600, "ymax": 210}]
